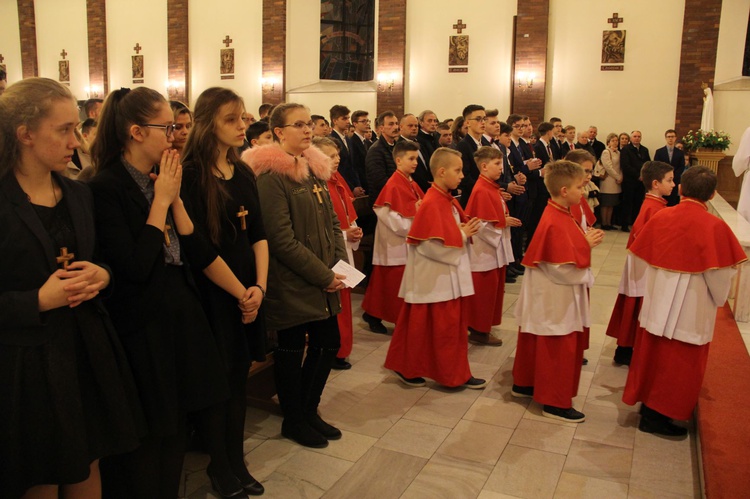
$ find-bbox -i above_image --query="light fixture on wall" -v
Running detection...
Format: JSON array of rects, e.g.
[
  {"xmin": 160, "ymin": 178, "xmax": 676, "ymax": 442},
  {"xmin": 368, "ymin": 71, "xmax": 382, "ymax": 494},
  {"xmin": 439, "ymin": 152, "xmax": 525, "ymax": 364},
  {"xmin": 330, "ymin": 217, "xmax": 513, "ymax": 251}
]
[
  {"xmin": 84, "ymin": 85, "xmax": 102, "ymax": 99},
  {"xmin": 377, "ymin": 72, "xmax": 396, "ymax": 92},
  {"xmin": 261, "ymin": 76, "xmax": 280, "ymax": 94},
  {"xmin": 516, "ymin": 71, "xmax": 536, "ymax": 90},
  {"xmin": 165, "ymin": 80, "xmax": 184, "ymax": 100}
]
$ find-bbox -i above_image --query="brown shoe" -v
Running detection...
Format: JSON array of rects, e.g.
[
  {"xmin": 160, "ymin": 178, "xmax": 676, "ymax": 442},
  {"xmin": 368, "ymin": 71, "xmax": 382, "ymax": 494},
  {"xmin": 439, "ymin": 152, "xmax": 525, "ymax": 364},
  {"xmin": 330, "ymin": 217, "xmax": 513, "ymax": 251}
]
[{"xmin": 468, "ymin": 331, "xmax": 503, "ymax": 346}]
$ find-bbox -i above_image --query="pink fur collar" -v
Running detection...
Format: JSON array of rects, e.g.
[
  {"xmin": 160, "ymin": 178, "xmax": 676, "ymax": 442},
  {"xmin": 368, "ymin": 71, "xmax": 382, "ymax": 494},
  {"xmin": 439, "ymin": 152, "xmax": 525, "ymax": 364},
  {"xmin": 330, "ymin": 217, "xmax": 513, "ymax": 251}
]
[{"xmin": 241, "ymin": 144, "xmax": 333, "ymax": 183}]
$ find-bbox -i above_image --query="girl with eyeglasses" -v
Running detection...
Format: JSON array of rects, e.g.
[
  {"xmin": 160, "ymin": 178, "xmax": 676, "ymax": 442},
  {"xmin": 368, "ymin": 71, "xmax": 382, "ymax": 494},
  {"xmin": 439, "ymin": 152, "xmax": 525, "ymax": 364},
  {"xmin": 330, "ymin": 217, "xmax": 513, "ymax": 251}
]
[
  {"xmin": 242, "ymin": 103, "xmax": 347, "ymax": 449},
  {"xmin": 180, "ymin": 87, "xmax": 267, "ymax": 497},
  {"xmin": 88, "ymin": 87, "xmax": 229, "ymax": 498}
]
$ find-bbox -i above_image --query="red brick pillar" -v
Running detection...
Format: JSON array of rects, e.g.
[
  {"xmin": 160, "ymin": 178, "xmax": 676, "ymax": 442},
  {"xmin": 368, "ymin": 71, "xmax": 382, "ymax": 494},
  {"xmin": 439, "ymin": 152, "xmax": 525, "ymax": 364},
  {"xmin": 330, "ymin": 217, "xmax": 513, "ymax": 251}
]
[
  {"xmin": 167, "ymin": 0, "xmax": 189, "ymax": 103},
  {"xmin": 511, "ymin": 0, "xmax": 549, "ymax": 126},
  {"xmin": 674, "ymin": 0, "xmax": 723, "ymax": 137},
  {"xmin": 376, "ymin": 0, "xmax": 405, "ymax": 117},
  {"xmin": 262, "ymin": 0, "xmax": 286, "ymax": 105},
  {"xmin": 86, "ymin": 0, "xmax": 108, "ymax": 95},
  {"xmin": 17, "ymin": 0, "xmax": 38, "ymax": 78}
]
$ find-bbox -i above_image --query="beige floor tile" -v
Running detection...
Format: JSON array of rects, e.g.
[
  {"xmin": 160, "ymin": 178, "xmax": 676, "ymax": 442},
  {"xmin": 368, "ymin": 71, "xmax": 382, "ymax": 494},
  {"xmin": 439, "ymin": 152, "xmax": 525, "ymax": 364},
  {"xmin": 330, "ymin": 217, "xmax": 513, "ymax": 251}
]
[
  {"xmin": 464, "ymin": 395, "xmax": 529, "ymax": 429},
  {"xmin": 244, "ymin": 438, "xmax": 303, "ymax": 481},
  {"xmin": 322, "ymin": 447, "xmax": 426, "ymax": 499},
  {"xmin": 467, "ymin": 339, "xmax": 516, "ymax": 366},
  {"xmin": 563, "ymin": 440, "xmax": 633, "ymax": 484},
  {"xmin": 594, "ymin": 272, "xmax": 625, "ymax": 288},
  {"xmin": 573, "ymin": 404, "xmax": 638, "ymax": 449},
  {"xmin": 242, "ymin": 432, "xmax": 267, "ymax": 456},
  {"xmin": 571, "ymin": 370, "xmax": 595, "ymax": 409},
  {"xmin": 629, "ymin": 429, "xmax": 701, "ymax": 497},
  {"xmin": 522, "ymin": 401, "xmax": 580, "ymax": 429},
  {"xmin": 436, "ymin": 419, "xmax": 514, "ymax": 466},
  {"xmin": 589, "ymin": 287, "xmax": 621, "ymax": 325},
  {"xmin": 585, "ymin": 384, "xmax": 634, "ymax": 412},
  {"xmin": 403, "ymin": 386, "xmax": 481, "ymax": 428},
  {"xmin": 244, "ymin": 406, "xmax": 283, "ymax": 438},
  {"xmin": 508, "ymin": 418, "xmax": 576, "ymax": 455},
  {"xmin": 183, "ymin": 451, "xmax": 210, "ymax": 472},
  {"xmin": 275, "ymin": 449, "xmax": 354, "ymax": 490},
  {"xmin": 477, "ymin": 491, "xmax": 524, "ymax": 499},
  {"xmin": 181, "ymin": 469, "xmax": 209, "ymax": 497},
  {"xmin": 484, "ymin": 444, "xmax": 566, "ymax": 499},
  {"xmin": 401, "ymin": 454, "xmax": 494, "ymax": 499},
  {"xmin": 627, "ymin": 483, "xmax": 696, "ymax": 498},
  {"xmin": 590, "ymin": 363, "xmax": 630, "ymax": 391},
  {"xmin": 482, "ymin": 358, "xmax": 517, "ymax": 401},
  {"xmin": 308, "ymin": 429, "xmax": 378, "ymax": 462},
  {"xmin": 257, "ymin": 471, "xmax": 325, "ymax": 498},
  {"xmin": 374, "ymin": 418, "xmax": 451, "ymax": 459},
  {"xmin": 553, "ymin": 471, "xmax": 628, "ymax": 498}
]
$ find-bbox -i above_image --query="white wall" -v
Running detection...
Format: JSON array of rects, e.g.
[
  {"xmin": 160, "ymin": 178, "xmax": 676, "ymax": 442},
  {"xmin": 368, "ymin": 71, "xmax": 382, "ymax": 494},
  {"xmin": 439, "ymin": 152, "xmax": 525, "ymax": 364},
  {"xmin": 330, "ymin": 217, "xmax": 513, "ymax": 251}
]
[
  {"xmin": 715, "ymin": 0, "xmax": 750, "ymax": 84},
  {"xmin": 188, "ymin": 0, "xmax": 263, "ymax": 110},
  {"xmin": 546, "ymin": 0, "xmax": 685, "ymax": 154},
  {"xmin": 106, "ymin": 0, "xmax": 168, "ymax": 93},
  {"xmin": 405, "ymin": 0, "xmax": 516, "ymax": 121},
  {"xmin": 0, "ymin": 0, "xmax": 23, "ymax": 84},
  {"xmin": 35, "ymin": 0, "xmax": 89, "ymax": 99}
]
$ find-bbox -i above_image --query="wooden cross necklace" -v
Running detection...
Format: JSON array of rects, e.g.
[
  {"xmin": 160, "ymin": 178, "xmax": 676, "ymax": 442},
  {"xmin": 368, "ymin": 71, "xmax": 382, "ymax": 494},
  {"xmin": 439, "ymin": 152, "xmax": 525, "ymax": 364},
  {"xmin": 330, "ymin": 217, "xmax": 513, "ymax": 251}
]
[
  {"xmin": 57, "ymin": 247, "xmax": 74, "ymax": 269},
  {"xmin": 312, "ymin": 183, "xmax": 325, "ymax": 204},
  {"xmin": 237, "ymin": 206, "xmax": 249, "ymax": 230}
]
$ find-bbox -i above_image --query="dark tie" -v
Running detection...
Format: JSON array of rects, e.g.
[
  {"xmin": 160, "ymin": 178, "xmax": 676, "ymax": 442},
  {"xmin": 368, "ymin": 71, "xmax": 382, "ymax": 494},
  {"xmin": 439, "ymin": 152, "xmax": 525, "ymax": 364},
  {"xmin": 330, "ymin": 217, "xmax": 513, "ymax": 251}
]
[{"xmin": 547, "ymin": 144, "xmax": 552, "ymax": 159}]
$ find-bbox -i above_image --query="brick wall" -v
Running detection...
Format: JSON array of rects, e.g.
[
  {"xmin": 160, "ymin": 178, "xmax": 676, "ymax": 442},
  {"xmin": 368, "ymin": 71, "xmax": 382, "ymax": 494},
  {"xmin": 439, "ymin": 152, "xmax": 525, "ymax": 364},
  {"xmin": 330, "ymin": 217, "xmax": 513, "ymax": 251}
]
[
  {"xmin": 17, "ymin": 0, "xmax": 37, "ymax": 78},
  {"xmin": 262, "ymin": 0, "xmax": 286, "ymax": 104},
  {"xmin": 376, "ymin": 0, "xmax": 405, "ymax": 117},
  {"xmin": 167, "ymin": 0, "xmax": 189, "ymax": 103},
  {"xmin": 86, "ymin": 0, "xmax": 108, "ymax": 95},
  {"xmin": 674, "ymin": 0, "xmax": 722, "ymax": 137},
  {"xmin": 511, "ymin": 0, "xmax": 549, "ymax": 126}
]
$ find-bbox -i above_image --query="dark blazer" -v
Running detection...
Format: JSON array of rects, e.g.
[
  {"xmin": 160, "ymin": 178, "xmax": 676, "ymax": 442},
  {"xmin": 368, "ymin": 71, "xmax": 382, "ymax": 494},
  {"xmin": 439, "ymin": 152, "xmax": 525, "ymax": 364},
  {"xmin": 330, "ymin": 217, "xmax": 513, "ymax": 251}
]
[
  {"xmin": 330, "ymin": 131, "xmax": 361, "ymax": 190},
  {"xmin": 560, "ymin": 141, "xmax": 577, "ymax": 157},
  {"xmin": 365, "ymin": 137, "xmax": 398, "ymax": 205},
  {"xmin": 398, "ymin": 136, "xmax": 433, "ymax": 194},
  {"xmin": 350, "ymin": 134, "xmax": 371, "ymax": 193},
  {"xmin": 620, "ymin": 144, "xmax": 651, "ymax": 183},
  {"xmin": 457, "ymin": 134, "xmax": 484, "ymax": 206},
  {"xmin": 575, "ymin": 142, "xmax": 596, "ymax": 157},
  {"xmin": 654, "ymin": 146, "xmax": 686, "ymax": 205},
  {"xmin": 534, "ymin": 140, "xmax": 553, "ymax": 167},
  {"xmin": 416, "ymin": 129, "xmax": 439, "ymax": 165},
  {"xmin": 549, "ymin": 138, "xmax": 563, "ymax": 160},
  {"xmin": 0, "ymin": 173, "xmax": 111, "ymax": 346},
  {"xmin": 591, "ymin": 139, "xmax": 606, "ymax": 161}
]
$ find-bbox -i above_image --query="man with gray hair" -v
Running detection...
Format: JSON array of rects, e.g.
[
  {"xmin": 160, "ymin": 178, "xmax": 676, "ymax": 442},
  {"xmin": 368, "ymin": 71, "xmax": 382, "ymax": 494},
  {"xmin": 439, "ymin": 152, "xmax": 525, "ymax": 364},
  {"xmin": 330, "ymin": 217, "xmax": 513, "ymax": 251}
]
[{"xmin": 417, "ymin": 110, "xmax": 439, "ymax": 163}]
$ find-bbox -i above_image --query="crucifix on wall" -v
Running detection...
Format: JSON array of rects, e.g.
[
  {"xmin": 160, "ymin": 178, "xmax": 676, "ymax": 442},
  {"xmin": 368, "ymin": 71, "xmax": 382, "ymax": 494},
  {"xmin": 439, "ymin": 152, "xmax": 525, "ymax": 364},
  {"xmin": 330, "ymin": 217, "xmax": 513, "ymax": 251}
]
[
  {"xmin": 602, "ymin": 13, "xmax": 626, "ymax": 70},
  {"xmin": 58, "ymin": 48, "xmax": 70, "ymax": 84},
  {"xmin": 449, "ymin": 19, "xmax": 469, "ymax": 73},
  {"xmin": 220, "ymin": 35, "xmax": 235, "ymax": 80},
  {"xmin": 132, "ymin": 42, "xmax": 144, "ymax": 83},
  {"xmin": 0, "ymin": 53, "xmax": 6, "ymax": 74}
]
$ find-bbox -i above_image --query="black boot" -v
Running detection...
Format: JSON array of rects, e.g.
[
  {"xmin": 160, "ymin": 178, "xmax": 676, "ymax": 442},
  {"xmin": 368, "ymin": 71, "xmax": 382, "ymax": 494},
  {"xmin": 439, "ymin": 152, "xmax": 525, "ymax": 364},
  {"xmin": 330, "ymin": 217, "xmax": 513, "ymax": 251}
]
[
  {"xmin": 301, "ymin": 345, "xmax": 341, "ymax": 440},
  {"xmin": 614, "ymin": 346, "xmax": 633, "ymax": 366}
]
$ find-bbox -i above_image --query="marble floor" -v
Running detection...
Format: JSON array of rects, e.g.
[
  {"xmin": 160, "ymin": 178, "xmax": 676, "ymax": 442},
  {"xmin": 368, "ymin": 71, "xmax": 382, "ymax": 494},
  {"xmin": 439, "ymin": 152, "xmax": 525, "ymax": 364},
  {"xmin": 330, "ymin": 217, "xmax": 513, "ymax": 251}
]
[{"xmin": 182, "ymin": 230, "xmax": 703, "ymax": 498}]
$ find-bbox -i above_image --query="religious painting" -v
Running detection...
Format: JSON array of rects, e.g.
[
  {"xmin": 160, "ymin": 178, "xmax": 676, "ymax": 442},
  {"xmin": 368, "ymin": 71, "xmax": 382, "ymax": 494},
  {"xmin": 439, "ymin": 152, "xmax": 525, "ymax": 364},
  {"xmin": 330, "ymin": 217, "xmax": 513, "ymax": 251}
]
[
  {"xmin": 58, "ymin": 60, "xmax": 70, "ymax": 83},
  {"xmin": 221, "ymin": 48, "xmax": 235, "ymax": 76},
  {"xmin": 0, "ymin": 64, "xmax": 6, "ymax": 74},
  {"xmin": 601, "ymin": 30, "xmax": 626, "ymax": 64},
  {"xmin": 132, "ymin": 55, "xmax": 144, "ymax": 82},
  {"xmin": 449, "ymin": 36, "xmax": 469, "ymax": 66},
  {"xmin": 320, "ymin": 0, "xmax": 375, "ymax": 81}
]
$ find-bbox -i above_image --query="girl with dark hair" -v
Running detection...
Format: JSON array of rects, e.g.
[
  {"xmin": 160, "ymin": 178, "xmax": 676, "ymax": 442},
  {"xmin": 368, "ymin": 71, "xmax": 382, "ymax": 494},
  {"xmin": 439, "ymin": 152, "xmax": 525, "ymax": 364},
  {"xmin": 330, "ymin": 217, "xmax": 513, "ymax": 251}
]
[
  {"xmin": 88, "ymin": 87, "xmax": 230, "ymax": 498},
  {"xmin": 170, "ymin": 101, "xmax": 193, "ymax": 154},
  {"xmin": 0, "ymin": 78, "xmax": 142, "ymax": 498},
  {"xmin": 241, "ymin": 103, "xmax": 347, "ymax": 449},
  {"xmin": 180, "ymin": 87, "xmax": 267, "ymax": 497}
]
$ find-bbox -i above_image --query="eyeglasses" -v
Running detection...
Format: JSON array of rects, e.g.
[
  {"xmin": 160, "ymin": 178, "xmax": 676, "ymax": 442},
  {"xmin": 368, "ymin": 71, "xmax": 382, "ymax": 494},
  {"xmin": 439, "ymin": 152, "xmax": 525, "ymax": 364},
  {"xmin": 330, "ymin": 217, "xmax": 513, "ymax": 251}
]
[
  {"xmin": 468, "ymin": 117, "xmax": 486, "ymax": 122},
  {"xmin": 512, "ymin": 124, "xmax": 523, "ymax": 129},
  {"xmin": 355, "ymin": 119, "xmax": 371, "ymax": 124},
  {"xmin": 281, "ymin": 121, "xmax": 314, "ymax": 130},
  {"xmin": 140, "ymin": 123, "xmax": 176, "ymax": 137}
]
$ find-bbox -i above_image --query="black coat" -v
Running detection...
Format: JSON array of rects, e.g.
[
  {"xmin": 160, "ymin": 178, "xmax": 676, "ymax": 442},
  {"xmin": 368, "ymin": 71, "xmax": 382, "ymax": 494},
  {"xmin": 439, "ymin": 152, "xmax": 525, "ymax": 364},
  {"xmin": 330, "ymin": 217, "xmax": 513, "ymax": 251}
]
[
  {"xmin": 654, "ymin": 146, "xmax": 686, "ymax": 206},
  {"xmin": 399, "ymin": 136, "xmax": 434, "ymax": 195},
  {"xmin": 416, "ymin": 129, "xmax": 439, "ymax": 165},
  {"xmin": 365, "ymin": 138, "xmax": 398, "ymax": 205},
  {"xmin": 621, "ymin": 144, "xmax": 651, "ymax": 183},
  {"xmin": 457, "ymin": 134, "xmax": 485, "ymax": 206},
  {"xmin": 591, "ymin": 139, "xmax": 606, "ymax": 161},
  {"xmin": 330, "ymin": 131, "xmax": 360, "ymax": 190},
  {"xmin": 350, "ymin": 134, "xmax": 371, "ymax": 193}
]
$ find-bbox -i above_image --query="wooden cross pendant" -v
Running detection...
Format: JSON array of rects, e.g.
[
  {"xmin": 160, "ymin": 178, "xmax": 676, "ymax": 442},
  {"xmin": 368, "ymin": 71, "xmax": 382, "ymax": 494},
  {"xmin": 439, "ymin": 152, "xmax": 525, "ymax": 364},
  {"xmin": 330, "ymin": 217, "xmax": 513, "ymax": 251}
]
[
  {"xmin": 56, "ymin": 247, "xmax": 75, "ymax": 269},
  {"xmin": 237, "ymin": 205, "xmax": 249, "ymax": 230},
  {"xmin": 312, "ymin": 183, "xmax": 324, "ymax": 204},
  {"xmin": 164, "ymin": 224, "xmax": 172, "ymax": 247}
]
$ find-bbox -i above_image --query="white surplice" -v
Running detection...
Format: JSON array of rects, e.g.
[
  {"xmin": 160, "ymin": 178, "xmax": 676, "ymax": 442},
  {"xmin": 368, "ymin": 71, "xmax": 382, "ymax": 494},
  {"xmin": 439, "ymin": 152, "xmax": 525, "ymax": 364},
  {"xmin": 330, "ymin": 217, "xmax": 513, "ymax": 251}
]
[
  {"xmin": 732, "ymin": 126, "xmax": 750, "ymax": 223},
  {"xmin": 469, "ymin": 221, "xmax": 514, "ymax": 272},
  {"xmin": 372, "ymin": 206, "xmax": 412, "ymax": 266}
]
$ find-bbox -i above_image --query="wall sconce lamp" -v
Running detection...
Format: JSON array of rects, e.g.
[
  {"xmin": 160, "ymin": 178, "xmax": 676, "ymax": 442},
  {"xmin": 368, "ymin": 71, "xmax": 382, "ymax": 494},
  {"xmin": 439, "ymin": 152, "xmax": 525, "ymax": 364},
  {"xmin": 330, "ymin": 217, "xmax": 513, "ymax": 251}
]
[
  {"xmin": 261, "ymin": 77, "xmax": 280, "ymax": 93},
  {"xmin": 377, "ymin": 72, "xmax": 396, "ymax": 92},
  {"xmin": 516, "ymin": 71, "xmax": 535, "ymax": 89},
  {"xmin": 165, "ymin": 80, "xmax": 184, "ymax": 99},
  {"xmin": 84, "ymin": 85, "xmax": 102, "ymax": 99}
]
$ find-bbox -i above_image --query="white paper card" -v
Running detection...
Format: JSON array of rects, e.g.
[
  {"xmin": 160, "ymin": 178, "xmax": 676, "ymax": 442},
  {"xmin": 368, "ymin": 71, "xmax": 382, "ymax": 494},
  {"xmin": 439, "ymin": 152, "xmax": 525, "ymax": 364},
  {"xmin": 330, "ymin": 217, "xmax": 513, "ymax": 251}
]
[{"xmin": 331, "ymin": 259, "xmax": 366, "ymax": 288}]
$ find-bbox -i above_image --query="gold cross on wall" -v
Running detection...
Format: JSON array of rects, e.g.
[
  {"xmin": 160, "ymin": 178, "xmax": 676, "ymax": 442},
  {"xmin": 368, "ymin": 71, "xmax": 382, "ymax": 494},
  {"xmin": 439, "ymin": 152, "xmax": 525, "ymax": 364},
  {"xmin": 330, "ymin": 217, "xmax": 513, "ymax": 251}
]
[
  {"xmin": 608, "ymin": 13, "xmax": 624, "ymax": 28},
  {"xmin": 60, "ymin": 49, "xmax": 67, "ymax": 59},
  {"xmin": 133, "ymin": 43, "xmax": 142, "ymax": 54},
  {"xmin": 223, "ymin": 36, "xmax": 233, "ymax": 47},
  {"xmin": 56, "ymin": 247, "xmax": 75, "ymax": 269},
  {"xmin": 236, "ymin": 205, "xmax": 249, "ymax": 230},
  {"xmin": 452, "ymin": 19, "xmax": 467, "ymax": 34},
  {"xmin": 0, "ymin": 54, "xmax": 4, "ymax": 63}
]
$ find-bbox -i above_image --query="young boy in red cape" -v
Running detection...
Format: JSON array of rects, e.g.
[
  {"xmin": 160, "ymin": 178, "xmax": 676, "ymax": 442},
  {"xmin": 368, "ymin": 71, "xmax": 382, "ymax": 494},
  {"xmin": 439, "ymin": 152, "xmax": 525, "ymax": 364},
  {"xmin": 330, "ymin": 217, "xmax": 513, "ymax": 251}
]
[
  {"xmin": 623, "ymin": 166, "xmax": 746, "ymax": 436},
  {"xmin": 565, "ymin": 150, "xmax": 598, "ymax": 233},
  {"xmin": 465, "ymin": 146, "xmax": 521, "ymax": 345},
  {"xmin": 384, "ymin": 147, "xmax": 486, "ymax": 389},
  {"xmin": 314, "ymin": 137, "xmax": 363, "ymax": 370},
  {"xmin": 512, "ymin": 160, "xmax": 604, "ymax": 423},
  {"xmin": 361, "ymin": 141, "xmax": 425, "ymax": 334},
  {"xmin": 606, "ymin": 161, "xmax": 674, "ymax": 366}
]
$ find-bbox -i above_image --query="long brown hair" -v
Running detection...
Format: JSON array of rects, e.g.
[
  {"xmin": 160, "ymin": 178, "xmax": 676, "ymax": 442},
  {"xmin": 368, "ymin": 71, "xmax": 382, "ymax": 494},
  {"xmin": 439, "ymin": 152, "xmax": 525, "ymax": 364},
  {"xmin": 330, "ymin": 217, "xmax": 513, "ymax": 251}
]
[
  {"xmin": 91, "ymin": 86, "xmax": 167, "ymax": 173},
  {"xmin": 181, "ymin": 87, "xmax": 247, "ymax": 245}
]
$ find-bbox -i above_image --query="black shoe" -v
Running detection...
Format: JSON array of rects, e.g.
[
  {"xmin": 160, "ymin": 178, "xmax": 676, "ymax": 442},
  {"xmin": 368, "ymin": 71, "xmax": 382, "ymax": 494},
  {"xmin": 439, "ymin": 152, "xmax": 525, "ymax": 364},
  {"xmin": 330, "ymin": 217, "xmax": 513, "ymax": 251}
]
[
  {"xmin": 542, "ymin": 405, "xmax": 586, "ymax": 423},
  {"xmin": 511, "ymin": 384, "xmax": 534, "ymax": 398},
  {"xmin": 639, "ymin": 417, "xmax": 688, "ymax": 437},
  {"xmin": 505, "ymin": 274, "xmax": 517, "ymax": 284},
  {"xmin": 511, "ymin": 262, "xmax": 525, "ymax": 274},
  {"xmin": 306, "ymin": 413, "xmax": 342, "ymax": 440},
  {"xmin": 602, "ymin": 225, "xmax": 614, "ymax": 231},
  {"xmin": 582, "ymin": 357, "xmax": 589, "ymax": 366},
  {"xmin": 332, "ymin": 357, "xmax": 352, "ymax": 370},
  {"xmin": 462, "ymin": 376, "xmax": 487, "ymax": 389},
  {"xmin": 507, "ymin": 266, "xmax": 520, "ymax": 277},
  {"xmin": 237, "ymin": 475, "xmax": 265, "ymax": 496},
  {"xmin": 395, "ymin": 371, "xmax": 426, "ymax": 387},
  {"xmin": 281, "ymin": 419, "xmax": 329, "ymax": 448},
  {"xmin": 362, "ymin": 312, "xmax": 388, "ymax": 334},
  {"xmin": 207, "ymin": 466, "xmax": 248, "ymax": 498},
  {"xmin": 621, "ymin": 225, "xmax": 631, "ymax": 232},
  {"xmin": 613, "ymin": 346, "xmax": 633, "ymax": 366}
]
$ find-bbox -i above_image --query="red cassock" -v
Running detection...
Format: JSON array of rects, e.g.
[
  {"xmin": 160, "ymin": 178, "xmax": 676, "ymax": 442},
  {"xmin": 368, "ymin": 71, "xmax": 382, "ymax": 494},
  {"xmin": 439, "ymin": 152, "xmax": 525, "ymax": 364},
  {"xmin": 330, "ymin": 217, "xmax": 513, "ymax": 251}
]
[
  {"xmin": 384, "ymin": 185, "xmax": 472, "ymax": 387},
  {"xmin": 327, "ymin": 171, "xmax": 358, "ymax": 358},
  {"xmin": 513, "ymin": 200, "xmax": 590, "ymax": 408},
  {"xmin": 464, "ymin": 175, "xmax": 509, "ymax": 333},
  {"xmin": 362, "ymin": 171, "xmax": 424, "ymax": 323},
  {"xmin": 622, "ymin": 198, "xmax": 747, "ymax": 419},
  {"xmin": 605, "ymin": 194, "xmax": 667, "ymax": 347}
]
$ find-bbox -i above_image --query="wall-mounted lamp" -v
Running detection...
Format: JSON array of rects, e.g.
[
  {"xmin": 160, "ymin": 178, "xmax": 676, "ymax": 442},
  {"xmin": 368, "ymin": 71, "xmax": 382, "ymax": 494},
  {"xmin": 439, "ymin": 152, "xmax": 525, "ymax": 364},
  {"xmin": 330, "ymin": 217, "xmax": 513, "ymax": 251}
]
[
  {"xmin": 261, "ymin": 76, "xmax": 280, "ymax": 93},
  {"xmin": 165, "ymin": 80, "xmax": 184, "ymax": 99},
  {"xmin": 84, "ymin": 85, "xmax": 102, "ymax": 99},
  {"xmin": 516, "ymin": 71, "xmax": 536, "ymax": 89},
  {"xmin": 377, "ymin": 72, "xmax": 396, "ymax": 92}
]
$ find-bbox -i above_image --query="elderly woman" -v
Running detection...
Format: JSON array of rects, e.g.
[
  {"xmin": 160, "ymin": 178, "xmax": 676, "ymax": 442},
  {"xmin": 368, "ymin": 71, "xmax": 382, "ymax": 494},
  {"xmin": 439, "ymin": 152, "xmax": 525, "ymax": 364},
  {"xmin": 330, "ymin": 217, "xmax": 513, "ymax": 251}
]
[{"xmin": 599, "ymin": 133, "xmax": 623, "ymax": 230}]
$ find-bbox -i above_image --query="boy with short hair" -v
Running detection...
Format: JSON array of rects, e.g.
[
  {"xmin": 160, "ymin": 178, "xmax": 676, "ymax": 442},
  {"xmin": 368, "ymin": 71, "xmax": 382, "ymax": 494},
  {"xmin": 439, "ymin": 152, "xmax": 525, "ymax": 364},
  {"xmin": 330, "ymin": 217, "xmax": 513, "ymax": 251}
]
[
  {"xmin": 606, "ymin": 161, "xmax": 674, "ymax": 366},
  {"xmin": 465, "ymin": 147, "xmax": 522, "ymax": 346},
  {"xmin": 361, "ymin": 141, "xmax": 426, "ymax": 333},
  {"xmin": 245, "ymin": 121, "xmax": 273, "ymax": 148},
  {"xmin": 512, "ymin": 160, "xmax": 604, "ymax": 422},
  {"xmin": 385, "ymin": 148, "xmax": 486, "ymax": 389},
  {"xmin": 565, "ymin": 149, "xmax": 598, "ymax": 232},
  {"xmin": 623, "ymin": 166, "xmax": 746, "ymax": 436}
]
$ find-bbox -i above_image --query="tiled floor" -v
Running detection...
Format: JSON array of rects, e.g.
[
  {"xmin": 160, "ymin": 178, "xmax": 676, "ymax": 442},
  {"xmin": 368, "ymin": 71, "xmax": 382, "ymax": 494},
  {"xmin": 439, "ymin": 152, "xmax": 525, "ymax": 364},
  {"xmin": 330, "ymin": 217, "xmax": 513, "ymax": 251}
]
[{"xmin": 182, "ymin": 230, "xmax": 702, "ymax": 498}]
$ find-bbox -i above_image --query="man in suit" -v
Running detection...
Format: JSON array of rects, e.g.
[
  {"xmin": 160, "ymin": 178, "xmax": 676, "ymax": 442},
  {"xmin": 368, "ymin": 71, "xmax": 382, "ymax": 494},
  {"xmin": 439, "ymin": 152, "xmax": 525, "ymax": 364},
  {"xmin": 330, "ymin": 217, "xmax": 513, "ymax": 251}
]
[
  {"xmin": 398, "ymin": 113, "xmax": 433, "ymax": 193},
  {"xmin": 560, "ymin": 125, "xmax": 577, "ymax": 156},
  {"xmin": 575, "ymin": 131, "xmax": 596, "ymax": 156},
  {"xmin": 457, "ymin": 104, "xmax": 488, "ymax": 206},
  {"xmin": 526, "ymin": 122, "xmax": 556, "ymax": 246},
  {"xmin": 366, "ymin": 111, "xmax": 401, "ymax": 204},
  {"xmin": 350, "ymin": 110, "xmax": 372, "ymax": 193},
  {"xmin": 654, "ymin": 129, "xmax": 686, "ymax": 206},
  {"xmin": 620, "ymin": 130, "xmax": 651, "ymax": 231},
  {"xmin": 417, "ymin": 110, "xmax": 440, "ymax": 165},
  {"xmin": 588, "ymin": 126, "xmax": 606, "ymax": 161},
  {"xmin": 549, "ymin": 117, "xmax": 564, "ymax": 159},
  {"xmin": 330, "ymin": 104, "xmax": 364, "ymax": 195}
]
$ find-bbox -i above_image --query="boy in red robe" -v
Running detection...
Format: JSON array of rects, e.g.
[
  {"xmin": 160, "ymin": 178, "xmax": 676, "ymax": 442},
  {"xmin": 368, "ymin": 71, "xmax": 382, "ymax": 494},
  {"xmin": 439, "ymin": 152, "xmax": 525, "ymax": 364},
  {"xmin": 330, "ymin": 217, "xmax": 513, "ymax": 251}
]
[
  {"xmin": 384, "ymin": 147, "xmax": 485, "ymax": 389},
  {"xmin": 512, "ymin": 160, "xmax": 605, "ymax": 422},
  {"xmin": 314, "ymin": 137, "xmax": 363, "ymax": 370},
  {"xmin": 606, "ymin": 161, "xmax": 674, "ymax": 366},
  {"xmin": 565, "ymin": 150, "xmax": 598, "ymax": 232},
  {"xmin": 361, "ymin": 141, "xmax": 425, "ymax": 333},
  {"xmin": 465, "ymin": 146, "xmax": 521, "ymax": 345},
  {"xmin": 623, "ymin": 166, "xmax": 746, "ymax": 436}
]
